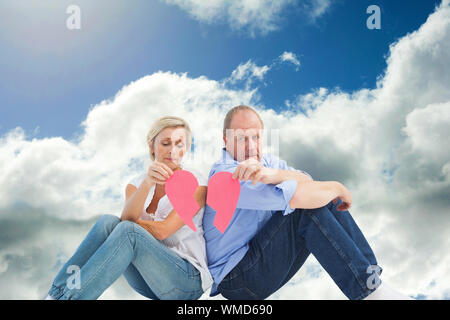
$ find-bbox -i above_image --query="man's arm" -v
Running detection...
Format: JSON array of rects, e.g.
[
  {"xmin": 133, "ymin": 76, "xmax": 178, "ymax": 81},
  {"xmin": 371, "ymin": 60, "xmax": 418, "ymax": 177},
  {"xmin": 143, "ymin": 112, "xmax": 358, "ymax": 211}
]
[
  {"xmin": 289, "ymin": 180, "xmax": 351, "ymax": 210},
  {"xmin": 216, "ymin": 163, "xmax": 298, "ymax": 214},
  {"xmin": 234, "ymin": 158, "xmax": 351, "ymax": 212},
  {"xmin": 260, "ymin": 168, "xmax": 313, "ymax": 185},
  {"xmin": 266, "ymin": 154, "xmax": 313, "ymax": 183},
  {"xmin": 257, "ymin": 158, "xmax": 351, "ymax": 210},
  {"xmin": 248, "ymin": 168, "xmax": 345, "ymax": 210},
  {"xmin": 237, "ymin": 154, "xmax": 313, "ymax": 186}
]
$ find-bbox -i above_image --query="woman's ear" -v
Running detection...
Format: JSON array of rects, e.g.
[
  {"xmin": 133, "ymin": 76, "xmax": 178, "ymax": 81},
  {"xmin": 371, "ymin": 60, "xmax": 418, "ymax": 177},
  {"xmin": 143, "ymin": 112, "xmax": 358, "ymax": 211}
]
[{"xmin": 149, "ymin": 142, "xmax": 154, "ymax": 158}]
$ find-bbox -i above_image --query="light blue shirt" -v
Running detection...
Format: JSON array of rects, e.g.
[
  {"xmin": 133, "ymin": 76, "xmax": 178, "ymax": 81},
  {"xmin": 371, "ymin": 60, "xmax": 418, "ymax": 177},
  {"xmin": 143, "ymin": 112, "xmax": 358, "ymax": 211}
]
[{"xmin": 203, "ymin": 148, "xmax": 312, "ymax": 296}]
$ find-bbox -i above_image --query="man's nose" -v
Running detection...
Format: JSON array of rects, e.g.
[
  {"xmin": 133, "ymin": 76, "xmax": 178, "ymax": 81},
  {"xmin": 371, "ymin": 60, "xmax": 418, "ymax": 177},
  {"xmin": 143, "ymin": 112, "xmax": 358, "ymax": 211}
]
[{"xmin": 247, "ymin": 138, "xmax": 258, "ymax": 153}]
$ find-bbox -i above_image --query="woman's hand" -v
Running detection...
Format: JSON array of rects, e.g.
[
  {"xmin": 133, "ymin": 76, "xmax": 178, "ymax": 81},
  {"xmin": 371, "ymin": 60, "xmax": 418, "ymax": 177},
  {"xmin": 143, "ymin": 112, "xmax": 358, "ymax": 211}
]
[
  {"xmin": 333, "ymin": 183, "xmax": 352, "ymax": 211},
  {"xmin": 146, "ymin": 161, "xmax": 174, "ymax": 185}
]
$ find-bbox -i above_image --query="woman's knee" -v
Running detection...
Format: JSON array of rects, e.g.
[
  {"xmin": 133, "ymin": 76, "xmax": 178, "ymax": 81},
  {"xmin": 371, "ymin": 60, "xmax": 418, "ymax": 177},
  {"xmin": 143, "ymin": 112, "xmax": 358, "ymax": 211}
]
[
  {"xmin": 113, "ymin": 220, "xmax": 136, "ymax": 234},
  {"xmin": 113, "ymin": 220, "xmax": 161, "ymax": 253},
  {"xmin": 96, "ymin": 214, "xmax": 121, "ymax": 234},
  {"xmin": 113, "ymin": 220, "xmax": 151, "ymax": 241}
]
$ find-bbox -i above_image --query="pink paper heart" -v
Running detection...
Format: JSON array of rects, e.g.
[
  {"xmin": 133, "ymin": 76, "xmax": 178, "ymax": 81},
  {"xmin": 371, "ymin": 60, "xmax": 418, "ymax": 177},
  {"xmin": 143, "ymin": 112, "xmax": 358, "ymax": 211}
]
[
  {"xmin": 206, "ymin": 172, "xmax": 241, "ymax": 233},
  {"xmin": 165, "ymin": 170, "xmax": 200, "ymax": 232}
]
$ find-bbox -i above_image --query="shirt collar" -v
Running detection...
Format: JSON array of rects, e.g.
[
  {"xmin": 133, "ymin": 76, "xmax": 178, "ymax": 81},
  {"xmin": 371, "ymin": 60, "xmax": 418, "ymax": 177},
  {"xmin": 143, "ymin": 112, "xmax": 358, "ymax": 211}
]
[{"xmin": 220, "ymin": 147, "xmax": 238, "ymax": 165}]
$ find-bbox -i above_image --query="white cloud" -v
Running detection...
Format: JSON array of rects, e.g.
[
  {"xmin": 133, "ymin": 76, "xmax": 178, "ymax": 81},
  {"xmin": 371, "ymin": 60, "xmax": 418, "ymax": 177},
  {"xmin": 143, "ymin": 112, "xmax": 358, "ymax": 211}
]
[
  {"xmin": 162, "ymin": 0, "xmax": 332, "ymax": 36},
  {"xmin": 0, "ymin": 72, "xmax": 256, "ymax": 221},
  {"xmin": 225, "ymin": 59, "xmax": 271, "ymax": 89},
  {"xmin": 307, "ymin": 0, "xmax": 332, "ymax": 21},
  {"xmin": 224, "ymin": 52, "xmax": 302, "ymax": 89},
  {"xmin": 163, "ymin": 0, "xmax": 293, "ymax": 36},
  {"xmin": 1, "ymin": 0, "xmax": 449, "ymax": 300},
  {"xmin": 280, "ymin": 51, "xmax": 301, "ymax": 70}
]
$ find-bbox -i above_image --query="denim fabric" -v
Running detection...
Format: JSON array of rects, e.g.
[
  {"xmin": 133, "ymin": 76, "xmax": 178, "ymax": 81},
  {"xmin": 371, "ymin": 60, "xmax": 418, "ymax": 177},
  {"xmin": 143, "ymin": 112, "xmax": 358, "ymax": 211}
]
[
  {"xmin": 217, "ymin": 199, "xmax": 382, "ymax": 300},
  {"xmin": 48, "ymin": 214, "xmax": 203, "ymax": 300}
]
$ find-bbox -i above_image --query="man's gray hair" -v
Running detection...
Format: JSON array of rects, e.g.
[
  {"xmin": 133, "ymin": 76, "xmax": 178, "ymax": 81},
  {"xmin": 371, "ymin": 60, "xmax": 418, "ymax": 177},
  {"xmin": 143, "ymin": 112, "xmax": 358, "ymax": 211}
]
[{"xmin": 223, "ymin": 105, "xmax": 264, "ymax": 137}]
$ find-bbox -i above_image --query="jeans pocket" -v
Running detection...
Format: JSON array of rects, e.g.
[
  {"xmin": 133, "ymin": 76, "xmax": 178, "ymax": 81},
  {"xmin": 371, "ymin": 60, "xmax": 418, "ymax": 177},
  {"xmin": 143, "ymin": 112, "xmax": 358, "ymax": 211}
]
[
  {"xmin": 185, "ymin": 261, "xmax": 201, "ymax": 279},
  {"xmin": 218, "ymin": 285, "xmax": 260, "ymax": 300},
  {"xmin": 159, "ymin": 287, "xmax": 204, "ymax": 300}
]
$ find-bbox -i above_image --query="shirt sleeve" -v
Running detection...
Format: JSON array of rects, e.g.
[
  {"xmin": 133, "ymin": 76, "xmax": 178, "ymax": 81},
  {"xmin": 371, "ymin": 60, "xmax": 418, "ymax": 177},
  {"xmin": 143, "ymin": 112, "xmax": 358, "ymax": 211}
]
[
  {"xmin": 212, "ymin": 166, "xmax": 298, "ymax": 215},
  {"xmin": 237, "ymin": 179, "xmax": 298, "ymax": 215}
]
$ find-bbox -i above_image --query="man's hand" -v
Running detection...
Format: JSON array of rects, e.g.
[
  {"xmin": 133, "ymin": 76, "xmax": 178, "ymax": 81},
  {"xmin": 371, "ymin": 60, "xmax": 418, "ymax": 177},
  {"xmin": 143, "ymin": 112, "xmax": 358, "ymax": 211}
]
[
  {"xmin": 232, "ymin": 158, "xmax": 262, "ymax": 180},
  {"xmin": 248, "ymin": 166, "xmax": 279, "ymax": 185},
  {"xmin": 332, "ymin": 183, "xmax": 352, "ymax": 211},
  {"xmin": 232, "ymin": 158, "xmax": 279, "ymax": 185}
]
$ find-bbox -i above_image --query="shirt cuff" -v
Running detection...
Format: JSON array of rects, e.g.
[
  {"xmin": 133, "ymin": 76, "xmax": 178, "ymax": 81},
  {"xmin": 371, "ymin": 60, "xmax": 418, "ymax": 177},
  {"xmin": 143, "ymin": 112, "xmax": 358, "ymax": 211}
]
[{"xmin": 275, "ymin": 179, "xmax": 298, "ymax": 215}]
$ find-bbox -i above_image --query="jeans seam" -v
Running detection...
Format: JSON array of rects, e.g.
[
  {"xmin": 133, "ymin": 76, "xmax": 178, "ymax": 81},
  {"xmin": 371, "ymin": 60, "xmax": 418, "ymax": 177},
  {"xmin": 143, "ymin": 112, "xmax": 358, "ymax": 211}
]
[
  {"xmin": 244, "ymin": 213, "xmax": 290, "ymax": 276},
  {"xmin": 159, "ymin": 286, "xmax": 203, "ymax": 299},
  {"xmin": 126, "ymin": 225, "xmax": 166, "ymax": 297},
  {"xmin": 49, "ymin": 215, "xmax": 121, "ymax": 300},
  {"xmin": 354, "ymin": 290, "xmax": 374, "ymax": 300},
  {"xmin": 48, "ymin": 285, "xmax": 65, "ymax": 300},
  {"xmin": 220, "ymin": 285, "xmax": 260, "ymax": 300},
  {"xmin": 309, "ymin": 214, "xmax": 369, "ymax": 295},
  {"xmin": 63, "ymin": 234, "xmax": 131, "ymax": 299},
  {"xmin": 220, "ymin": 213, "xmax": 291, "ymax": 301},
  {"xmin": 277, "ymin": 243, "xmax": 308, "ymax": 291},
  {"xmin": 131, "ymin": 230, "xmax": 197, "ymax": 298},
  {"xmin": 243, "ymin": 286, "xmax": 260, "ymax": 299},
  {"xmin": 188, "ymin": 265, "xmax": 201, "ymax": 279},
  {"xmin": 132, "ymin": 230, "xmax": 190, "ymax": 276}
]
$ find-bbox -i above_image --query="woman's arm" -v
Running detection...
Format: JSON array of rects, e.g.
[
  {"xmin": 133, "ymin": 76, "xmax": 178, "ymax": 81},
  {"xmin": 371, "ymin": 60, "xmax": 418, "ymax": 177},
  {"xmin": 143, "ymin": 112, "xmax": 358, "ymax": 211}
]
[
  {"xmin": 121, "ymin": 177, "xmax": 156, "ymax": 222},
  {"xmin": 193, "ymin": 185, "xmax": 207, "ymax": 207},
  {"xmin": 122, "ymin": 162, "xmax": 174, "ymax": 222},
  {"xmin": 137, "ymin": 186, "xmax": 207, "ymax": 240},
  {"xmin": 136, "ymin": 210, "xmax": 184, "ymax": 240}
]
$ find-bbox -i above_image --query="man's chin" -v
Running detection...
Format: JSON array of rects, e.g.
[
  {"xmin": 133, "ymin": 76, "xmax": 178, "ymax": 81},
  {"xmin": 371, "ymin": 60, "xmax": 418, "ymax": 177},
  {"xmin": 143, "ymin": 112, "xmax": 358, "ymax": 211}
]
[{"xmin": 235, "ymin": 153, "xmax": 260, "ymax": 162}]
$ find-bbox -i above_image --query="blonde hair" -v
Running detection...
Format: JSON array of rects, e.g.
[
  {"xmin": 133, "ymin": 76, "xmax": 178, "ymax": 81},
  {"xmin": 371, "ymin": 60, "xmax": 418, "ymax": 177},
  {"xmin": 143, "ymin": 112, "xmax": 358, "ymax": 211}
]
[
  {"xmin": 223, "ymin": 105, "xmax": 264, "ymax": 136},
  {"xmin": 146, "ymin": 116, "xmax": 192, "ymax": 161}
]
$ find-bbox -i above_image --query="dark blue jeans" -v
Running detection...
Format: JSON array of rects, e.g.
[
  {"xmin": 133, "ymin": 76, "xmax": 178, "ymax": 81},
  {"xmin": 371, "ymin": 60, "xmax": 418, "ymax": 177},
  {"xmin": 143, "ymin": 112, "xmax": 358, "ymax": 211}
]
[{"xmin": 217, "ymin": 199, "xmax": 382, "ymax": 300}]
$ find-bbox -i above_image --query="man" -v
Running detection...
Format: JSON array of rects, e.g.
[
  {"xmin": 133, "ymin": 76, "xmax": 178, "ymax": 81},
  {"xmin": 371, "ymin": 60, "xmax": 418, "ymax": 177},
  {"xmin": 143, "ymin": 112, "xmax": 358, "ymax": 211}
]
[{"xmin": 202, "ymin": 105, "xmax": 412, "ymax": 300}]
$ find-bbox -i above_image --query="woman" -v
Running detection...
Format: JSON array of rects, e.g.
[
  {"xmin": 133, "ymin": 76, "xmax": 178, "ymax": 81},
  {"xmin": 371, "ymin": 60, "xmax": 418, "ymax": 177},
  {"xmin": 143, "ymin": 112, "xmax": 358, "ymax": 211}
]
[{"xmin": 45, "ymin": 116, "xmax": 213, "ymax": 300}]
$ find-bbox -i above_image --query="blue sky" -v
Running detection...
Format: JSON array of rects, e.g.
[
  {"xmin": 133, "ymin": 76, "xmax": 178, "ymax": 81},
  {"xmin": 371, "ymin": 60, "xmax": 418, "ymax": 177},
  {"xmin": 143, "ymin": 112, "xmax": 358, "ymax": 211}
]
[{"xmin": 0, "ymin": 0, "xmax": 442, "ymax": 140}]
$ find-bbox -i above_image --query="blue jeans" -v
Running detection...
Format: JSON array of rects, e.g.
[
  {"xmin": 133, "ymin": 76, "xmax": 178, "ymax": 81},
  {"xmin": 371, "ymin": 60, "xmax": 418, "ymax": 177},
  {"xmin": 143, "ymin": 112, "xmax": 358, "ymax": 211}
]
[
  {"xmin": 217, "ymin": 199, "xmax": 383, "ymax": 300},
  {"xmin": 48, "ymin": 214, "xmax": 203, "ymax": 300}
]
